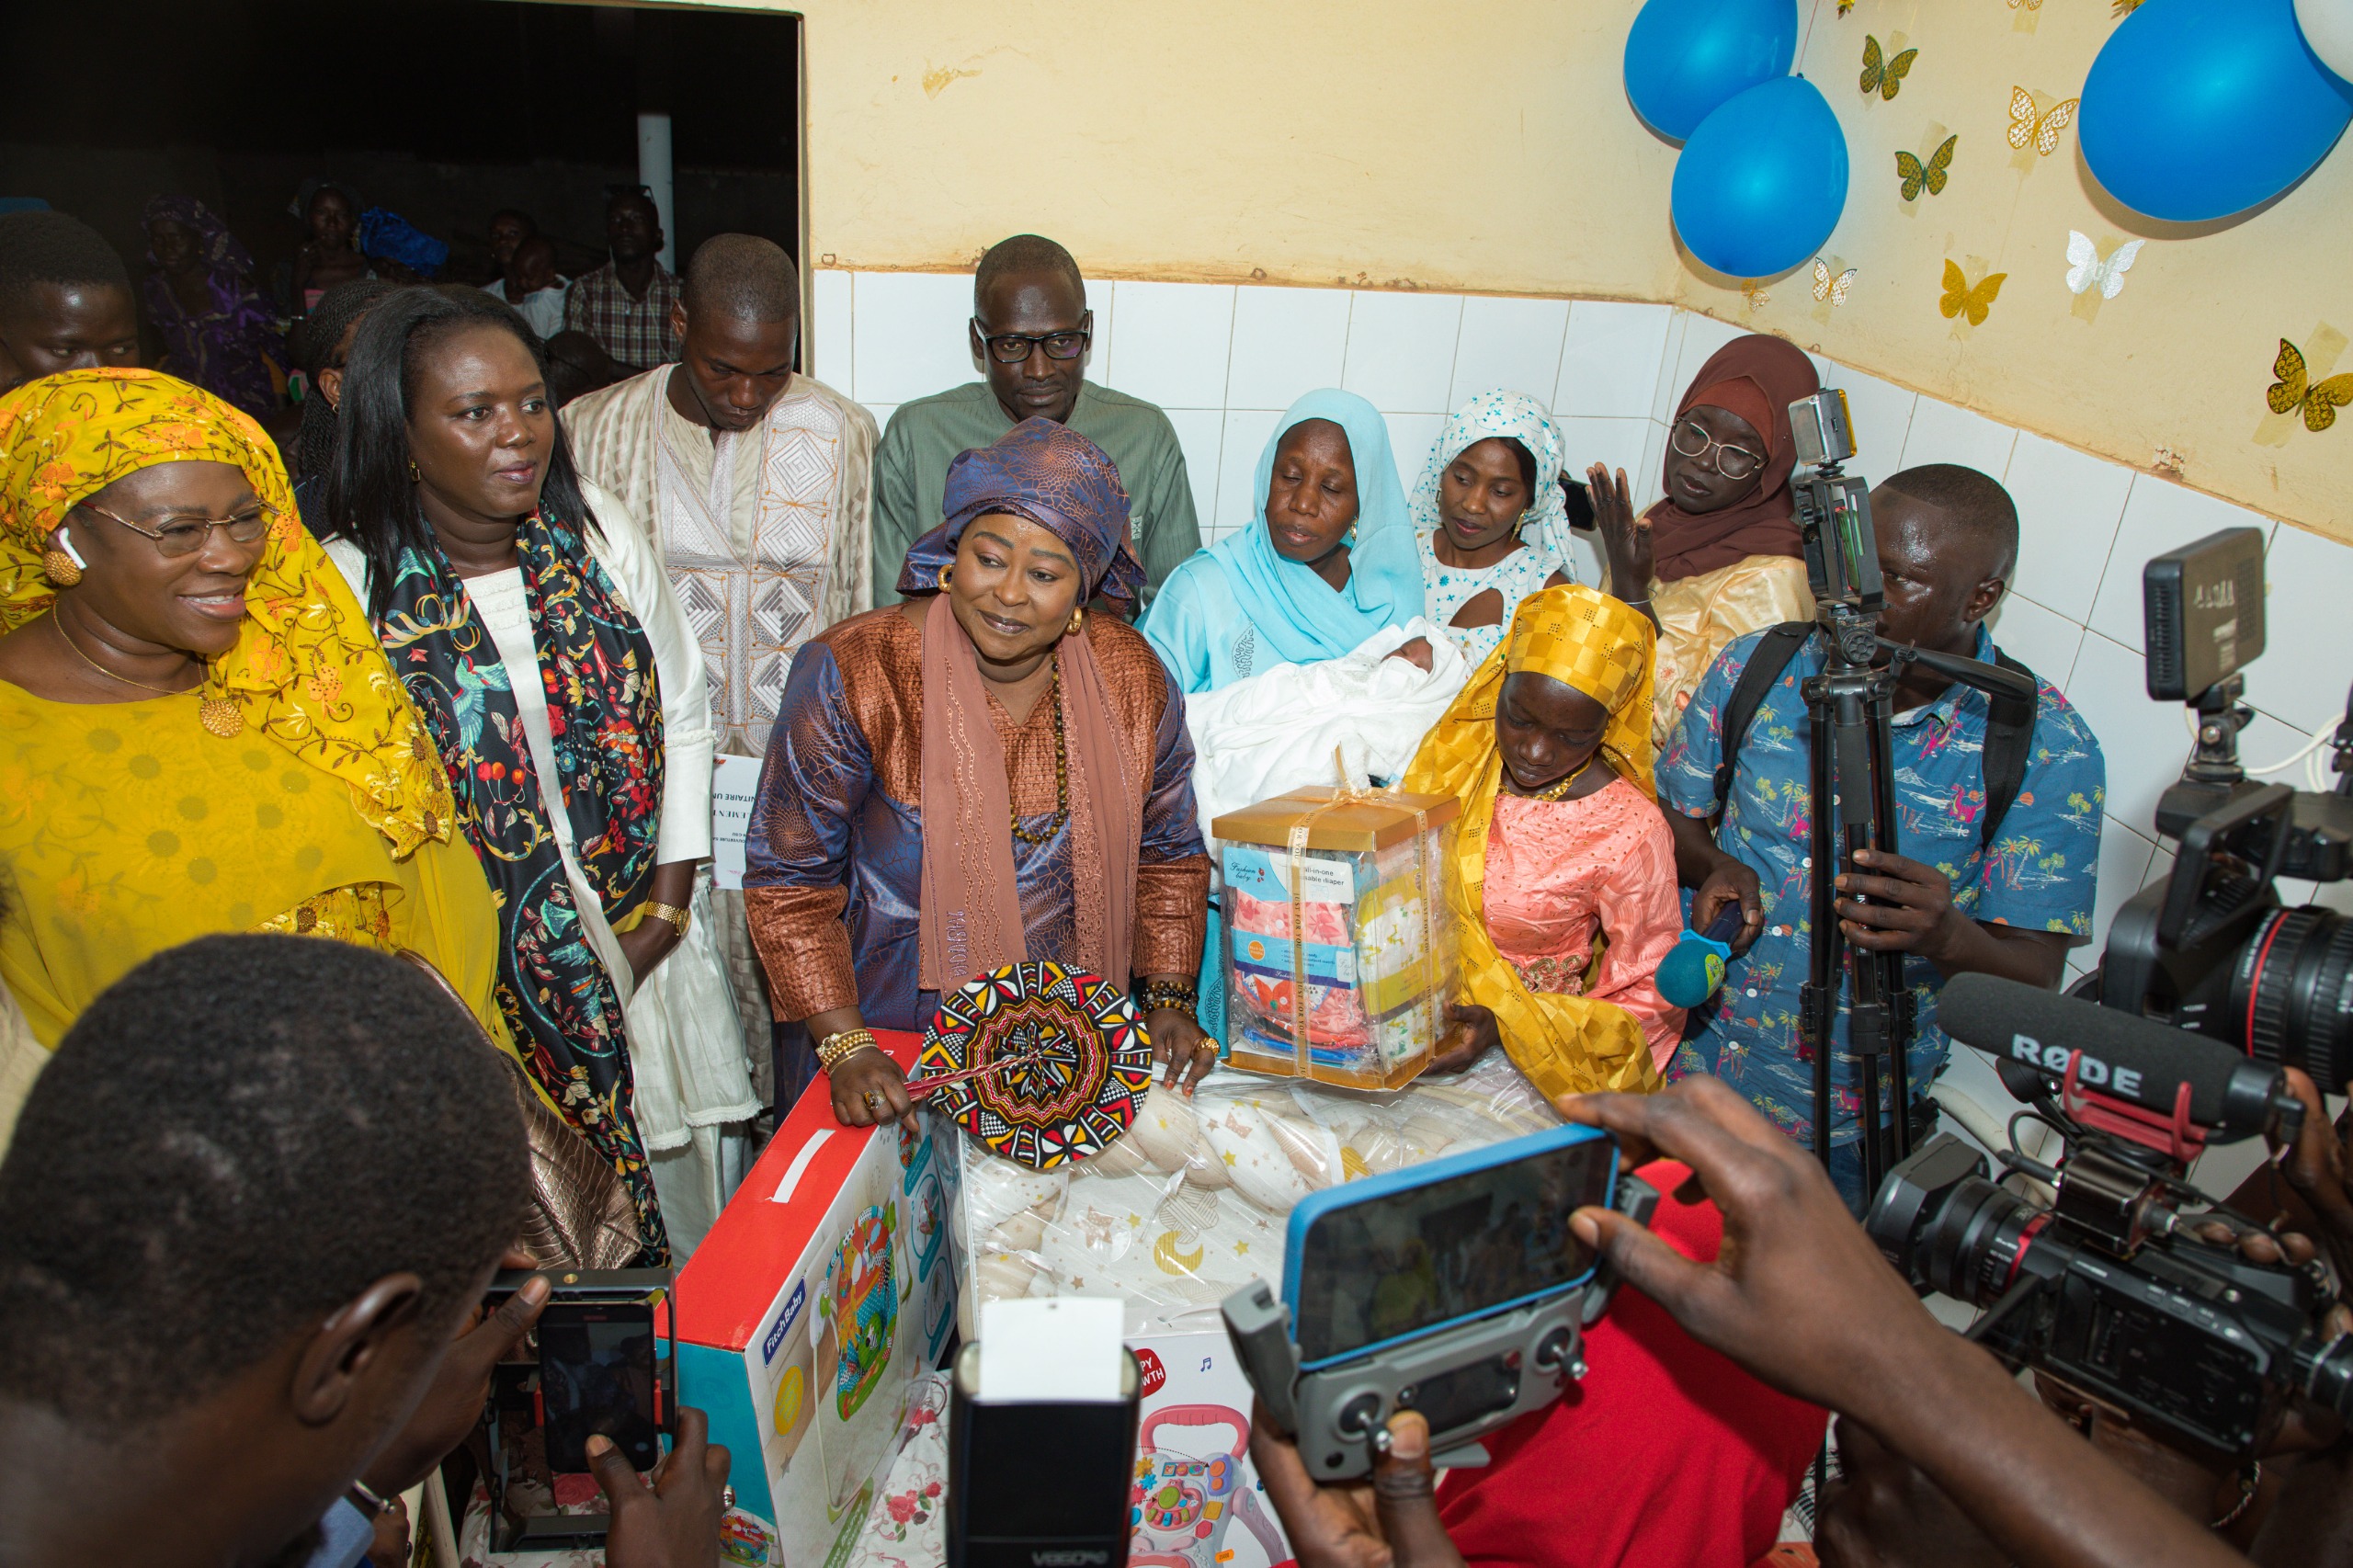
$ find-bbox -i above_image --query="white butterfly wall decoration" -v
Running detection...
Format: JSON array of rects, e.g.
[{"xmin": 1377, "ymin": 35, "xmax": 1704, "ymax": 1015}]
[{"xmin": 2063, "ymin": 232, "xmax": 2145, "ymax": 299}]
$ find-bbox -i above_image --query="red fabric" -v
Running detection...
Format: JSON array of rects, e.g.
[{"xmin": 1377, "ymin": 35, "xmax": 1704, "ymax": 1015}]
[{"xmin": 1435, "ymin": 1160, "xmax": 1826, "ymax": 1568}]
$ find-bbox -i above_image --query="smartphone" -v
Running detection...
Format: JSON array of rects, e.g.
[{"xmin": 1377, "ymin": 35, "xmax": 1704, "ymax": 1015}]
[
  {"xmin": 1280, "ymin": 1124, "xmax": 1618, "ymax": 1370},
  {"xmin": 487, "ymin": 1268, "xmax": 674, "ymax": 1475}
]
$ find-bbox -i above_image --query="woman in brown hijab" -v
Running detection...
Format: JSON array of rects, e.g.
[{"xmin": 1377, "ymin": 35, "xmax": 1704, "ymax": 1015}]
[{"xmin": 1585, "ymin": 333, "xmax": 1822, "ymax": 745}]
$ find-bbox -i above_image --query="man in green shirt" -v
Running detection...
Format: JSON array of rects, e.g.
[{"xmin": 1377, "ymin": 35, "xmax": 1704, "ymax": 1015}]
[{"xmin": 869, "ymin": 233, "xmax": 1202, "ymax": 612}]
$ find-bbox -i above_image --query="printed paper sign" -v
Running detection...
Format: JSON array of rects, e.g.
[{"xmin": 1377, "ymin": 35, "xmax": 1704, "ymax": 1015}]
[{"xmin": 711, "ymin": 755, "xmax": 765, "ymax": 891}]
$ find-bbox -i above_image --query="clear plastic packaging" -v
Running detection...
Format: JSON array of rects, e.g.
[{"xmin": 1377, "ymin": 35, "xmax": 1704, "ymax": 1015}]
[
  {"xmin": 1211, "ymin": 787, "xmax": 1461, "ymax": 1089},
  {"xmin": 949, "ymin": 1053, "xmax": 1557, "ymax": 1339}
]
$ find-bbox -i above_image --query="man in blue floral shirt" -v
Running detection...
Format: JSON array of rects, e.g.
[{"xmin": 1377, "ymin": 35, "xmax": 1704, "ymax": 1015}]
[{"xmin": 1656, "ymin": 464, "xmax": 2105, "ymax": 1211}]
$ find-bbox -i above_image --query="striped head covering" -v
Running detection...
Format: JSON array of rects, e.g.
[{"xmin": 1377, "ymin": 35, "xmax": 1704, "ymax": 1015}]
[{"xmin": 897, "ymin": 417, "xmax": 1144, "ymax": 608}]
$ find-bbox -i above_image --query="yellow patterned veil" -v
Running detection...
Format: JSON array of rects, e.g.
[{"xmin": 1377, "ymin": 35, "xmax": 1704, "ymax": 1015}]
[{"xmin": 1403, "ymin": 585, "xmax": 1664, "ymax": 1101}]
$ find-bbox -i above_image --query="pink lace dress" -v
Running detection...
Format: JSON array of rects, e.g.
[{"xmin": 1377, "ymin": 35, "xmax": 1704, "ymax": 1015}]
[{"xmin": 1483, "ymin": 778, "xmax": 1687, "ymax": 1071}]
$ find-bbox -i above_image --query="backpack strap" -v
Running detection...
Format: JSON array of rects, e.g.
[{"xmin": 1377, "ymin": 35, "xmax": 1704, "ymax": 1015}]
[
  {"xmin": 1979, "ymin": 650, "xmax": 2039, "ymax": 851},
  {"xmin": 1711, "ymin": 622, "xmax": 1814, "ymax": 813}
]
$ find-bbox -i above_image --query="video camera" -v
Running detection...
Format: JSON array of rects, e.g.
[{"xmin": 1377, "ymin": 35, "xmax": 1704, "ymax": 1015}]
[
  {"xmin": 1869, "ymin": 974, "xmax": 2353, "ymax": 1458},
  {"xmin": 1221, "ymin": 1125, "xmax": 1654, "ymax": 1480},
  {"xmin": 2097, "ymin": 526, "xmax": 2353, "ymax": 1085}
]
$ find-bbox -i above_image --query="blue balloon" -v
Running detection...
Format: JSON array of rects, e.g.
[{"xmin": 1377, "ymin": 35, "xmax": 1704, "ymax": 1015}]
[
  {"xmin": 1671, "ymin": 76, "xmax": 1850, "ymax": 278},
  {"xmin": 2081, "ymin": 0, "xmax": 2353, "ymax": 222},
  {"xmin": 1623, "ymin": 0, "xmax": 1801, "ymax": 142}
]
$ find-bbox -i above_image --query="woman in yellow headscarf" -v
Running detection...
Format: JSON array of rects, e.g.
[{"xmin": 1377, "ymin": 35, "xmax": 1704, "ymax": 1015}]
[
  {"xmin": 1403, "ymin": 584, "xmax": 1685, "ymax": 1100},
  {"xmin": 0, "ymin": 368, "xmax": 508, "ymax": 1052}
]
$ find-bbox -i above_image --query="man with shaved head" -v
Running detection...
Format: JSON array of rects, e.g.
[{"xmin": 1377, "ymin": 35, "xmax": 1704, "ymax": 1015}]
[
  {"xmin": 870, "ymin": 233, "xmax": 1200, "ymax": 611},
  {"xmin": 566, "ymin": 231, "xmax": 877, "ymax": 1120},
  {"xmin": 1657, "ymin": 463, "xmax": 2106, "ymax": 1213}
]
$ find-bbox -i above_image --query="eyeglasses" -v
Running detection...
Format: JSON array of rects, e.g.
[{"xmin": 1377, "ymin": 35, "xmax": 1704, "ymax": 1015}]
[
  {"xmin": 76, "ymin": 500, "xmax": 275, "ymax": 558},
  {"xmin": 1668, "ymin": 419, "xmax": 1768, "ymax": 482},
  {"xmin": 975, "ymin": 324, "xmax": 1090, "ymax": 365}
]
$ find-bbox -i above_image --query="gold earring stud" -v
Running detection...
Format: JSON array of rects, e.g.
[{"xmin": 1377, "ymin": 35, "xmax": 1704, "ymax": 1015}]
[
  {"xmin": 1067, "ymin": 606, "xmax": 1086, "ymax": 637},
  {"xmin": 41, "ymin": 548, "xmax": 83, "ymax": 587},
  {"xmin": 408, "ymin": 459, "xmax": 420, "ymax": 483}
]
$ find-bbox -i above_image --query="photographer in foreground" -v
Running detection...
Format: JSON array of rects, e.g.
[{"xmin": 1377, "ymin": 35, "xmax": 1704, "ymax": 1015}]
[
  {"xmin": 1258, "ymin": 1075, "xmax": 2249, "ymax": 1568},
  {"xmin": 1652, "ymin": 463, "xmax": 2107, "ymax": 1210},
  {"xmin": 0, "ymin": 935, "xmax": 726, "ymax": 1568}
]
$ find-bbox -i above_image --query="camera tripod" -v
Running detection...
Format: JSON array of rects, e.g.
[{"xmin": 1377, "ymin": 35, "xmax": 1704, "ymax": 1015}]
[{"xmin": 1785, "ymin": 424, "xmax": 2038, "ymax": 1195}]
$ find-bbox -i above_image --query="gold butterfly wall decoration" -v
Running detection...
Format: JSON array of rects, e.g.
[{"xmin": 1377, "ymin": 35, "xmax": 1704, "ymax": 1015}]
[
  {"xmin": 2008, "ymin": 0, "xmax": 2044, "ymax": 7},
  {"xmin": 1861, "ymin": 35, "xmax": 1917, "ymax": 99},
  {"xmin": 1813, "ymin": 259, "xmax": 1859, "ymax": 306},
  {"xmin": 1895, "ymin": 135, "xmax": 1957, "ymax": 199},
  {"xmin": 2006, "ymin": 86, "xmax": 2081, "ymax": 156},
  {"xmin": 2268, "ymin": 340, "xmax": 2353, "ymax": 432},
  {"xmin": 1837, "ymin": 0, "xmax": 1855, "ymax": 13},
  {"xmin": 1940, "ymin": 260, "xmax": 2006, "ymax": 326}
]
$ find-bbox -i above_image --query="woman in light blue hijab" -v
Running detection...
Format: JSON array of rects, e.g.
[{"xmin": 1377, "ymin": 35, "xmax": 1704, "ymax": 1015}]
[{"xmin": 1142, "ymin": 388, "xmax": 1428, "ymax": 694}]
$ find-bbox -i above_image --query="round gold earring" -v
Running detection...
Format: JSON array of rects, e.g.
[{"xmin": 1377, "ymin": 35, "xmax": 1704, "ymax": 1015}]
[
  {"xmin": 1067, "ymin": 606, "xmax": 1086, "ymax": 637},
  {"xmin": 41, "ymin": 547, "xmax": 83, "ymax": 587},
  {"xmin": 938, "ymin": 563, "xmax": 954, "ymax": 589}
]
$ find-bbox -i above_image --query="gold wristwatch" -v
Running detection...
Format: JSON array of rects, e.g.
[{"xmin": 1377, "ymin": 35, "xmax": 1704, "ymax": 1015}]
[
  {"xmin": 816, "ymin": 1027, "xmax": 880, "ymax": 1072},
  {"xmin": 639, "ymin": 901, "xmax": 691, "ymax": 938}
]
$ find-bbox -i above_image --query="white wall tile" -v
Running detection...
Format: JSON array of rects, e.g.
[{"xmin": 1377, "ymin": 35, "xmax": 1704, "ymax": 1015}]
[
  {"xmin": 1226, "ymin": 286, "xmax": 1351, "ymax": 411},
  {"xmin": 1080, "ymin": 278, "xmax": 1114, "ymax": 390},
  {"xmin": 1103, "ymin": 281, "xmax": 1234, "ymax": 412},
  {"xmin": 1552, "ymin": 415, "xmax": 1654, "ymax": 492},
  {"xmin": 850, "ymin": 271, "xmax": 978, "ymax": 406},
  {"xmin": 1898, "ymin": 396, "xmax": 2019, "ymax": 481},
  {"xmin": 2256, "ymin": 524, "xmax": 2353, "ymax": 736},
  {"xmin": 1382, "ymin": 413, "xmax": 1448, "ymax": 496},
  {"xmin": 2067, "ymin": 630, "xmax": 2189, "ymax": 841},
  {"xmin": 1450, "ymin": 296, "xmax": 1571, "ymax": 409},
  {"xmin": 1986, "ymin": 594, "xmax": 2084, "ymax": 694},
  {"xmin": 1162, "ymin": 408, "xmax": 1225, "ymax": 542},
  {"xmin": 2005, "ymin": 433, "xmax": 2132, "ymax": 625},
  {"xmin": 1556, "ymin": 301, "xmax": 1675, "ymax": 420},
  {"xmin": 812, "ymin": 268, "xmax": 853, "ymax": 390},
  {"xmin": 1212, "ymin": 409, "xmax": 1283, "ymax": 536},
  {"xmin": 1342, "ymin": 291, "xmax": 1463, "ymax": 415},
  {"xmin": 2087, "ymin": 821, "xmax": 2160, "ymax": 961},
  {"xmin": 1635, "ymin": 419, "xmax": 1671, "ymax": 510},
  {"xmin": 861, "ymin": 402, "xmax": 899, "ymax": 437},
  {"xmin": 1665, "ymin": 312, "xmax": 1752, "ymax": 413},
  {"xmin": 2087, "ymin": 476, "xmax": 2274, "ymax": 653},
  {"xmin": 1646, "ymin": 311, "xmax": 1689, "ymax": 423},
  {"xmin": 1813, "ymin": 363, "xmax": 1917, "ymax": 472}
]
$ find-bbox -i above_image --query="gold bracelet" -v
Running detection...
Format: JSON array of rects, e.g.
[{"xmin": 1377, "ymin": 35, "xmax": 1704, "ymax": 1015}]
[
  {"xmin": 639, "ymin": 901, "xmax": 690, "ymax": 938},
  {"xmin": 815, "ymin": 1028, "xmax": 879, "ymax": 1072}
]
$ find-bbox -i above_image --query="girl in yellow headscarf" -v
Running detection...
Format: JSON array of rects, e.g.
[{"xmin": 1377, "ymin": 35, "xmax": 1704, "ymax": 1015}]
[
  {"xmin": 1403, "ymin": 584, "xmax": 1686, "ymax": 1100},
  {"xmin": 0, "ymin": 368, "xmax": 509, "ymax": 1053}
]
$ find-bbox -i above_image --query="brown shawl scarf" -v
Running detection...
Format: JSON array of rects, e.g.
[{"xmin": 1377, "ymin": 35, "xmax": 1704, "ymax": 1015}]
[
  {"xmin": 1643, "ymin": 334, "xmax": 1823, "ymax": 583},
  {"xmin": 906, "ymin": 420, "xmax": 1148, "ymax": 994}
]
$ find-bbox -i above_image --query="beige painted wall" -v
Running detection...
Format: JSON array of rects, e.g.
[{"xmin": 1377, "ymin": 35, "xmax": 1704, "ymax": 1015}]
[{"xmin": 685, "ymin": 0, "xmax": 2350, "ymax": 540}]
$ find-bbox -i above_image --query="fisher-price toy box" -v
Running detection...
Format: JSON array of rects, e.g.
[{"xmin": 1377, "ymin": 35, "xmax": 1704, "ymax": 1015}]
[{"xmin": 676, "ymin": 1031, "xmax": 961, "ymax": 1568}]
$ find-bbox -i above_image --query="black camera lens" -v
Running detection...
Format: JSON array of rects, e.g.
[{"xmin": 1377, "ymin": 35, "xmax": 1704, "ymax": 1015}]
[
  {"xmin": 2228, "ymin": 906, "xmax": 2353, "ymax": 1087},
  {"xmin": 1867, "ymin": 1135, "xmax": 2047, "ymax": 1305}
]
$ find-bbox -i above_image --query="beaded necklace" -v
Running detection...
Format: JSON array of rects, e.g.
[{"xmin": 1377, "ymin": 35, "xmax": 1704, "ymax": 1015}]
[{"xmin": 1010, "ymin": 665, "xmax": 1069, "ymax": 845}]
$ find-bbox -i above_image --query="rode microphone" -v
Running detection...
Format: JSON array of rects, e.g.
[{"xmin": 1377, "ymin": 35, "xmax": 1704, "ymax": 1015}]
[{"xmin": 1938, "ymin": 973, "xmax": 2301, "ymax": 1156}]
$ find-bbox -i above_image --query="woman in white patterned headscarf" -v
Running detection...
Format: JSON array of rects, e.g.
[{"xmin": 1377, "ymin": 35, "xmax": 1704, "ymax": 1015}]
[{"xmin": 1410, "ymin": 390, "xmax": 1576, "ymax": 665}]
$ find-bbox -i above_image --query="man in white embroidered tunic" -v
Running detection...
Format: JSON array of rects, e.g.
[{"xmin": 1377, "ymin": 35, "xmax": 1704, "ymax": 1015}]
[{"xmin": 564, "ymin": 233, "xmax": 878, "ymax": 1111}]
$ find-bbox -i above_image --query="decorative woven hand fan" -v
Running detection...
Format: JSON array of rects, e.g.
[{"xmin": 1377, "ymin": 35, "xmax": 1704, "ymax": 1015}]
[{"xmin": 916, "ymin": 961, "xmax": 1154, "ymax": 1169}]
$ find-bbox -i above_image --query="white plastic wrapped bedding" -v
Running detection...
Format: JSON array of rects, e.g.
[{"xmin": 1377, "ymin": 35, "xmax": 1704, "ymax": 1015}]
[{"xmin": 949, "ymin": 1054, "xmax": 1560, "ymax": 1337}]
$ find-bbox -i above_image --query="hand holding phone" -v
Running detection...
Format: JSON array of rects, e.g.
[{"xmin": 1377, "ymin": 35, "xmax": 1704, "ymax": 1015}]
[{"xmin": 591, "ymin": 1405, "xmax": 733, "ymax": 1568}]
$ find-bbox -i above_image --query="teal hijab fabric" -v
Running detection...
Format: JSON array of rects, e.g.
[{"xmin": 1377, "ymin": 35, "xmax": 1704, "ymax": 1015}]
[{"xmin": 1205, "ymin": 389, "xmax": 1425, "ymax": 666}]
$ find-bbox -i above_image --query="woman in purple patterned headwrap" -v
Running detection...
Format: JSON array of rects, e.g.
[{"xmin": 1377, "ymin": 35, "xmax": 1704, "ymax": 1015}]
[
  {"xmin": 141, "ymin": 196, "xmax": 283, "ymax": 418},
  {"xmin": 742, "ymin": 418, "xmax": 1215, "ymax": 1123}
]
